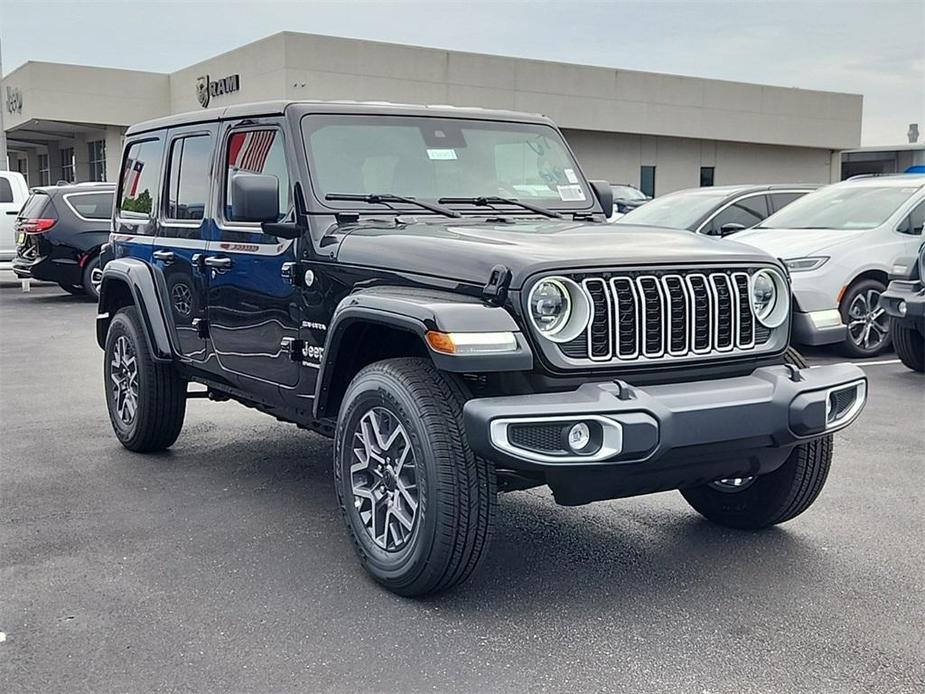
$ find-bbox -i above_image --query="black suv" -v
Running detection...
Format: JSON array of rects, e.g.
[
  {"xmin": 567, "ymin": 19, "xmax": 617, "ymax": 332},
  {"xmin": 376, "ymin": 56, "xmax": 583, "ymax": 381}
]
[
  {"xmin": 13, "ymin": 182, "xmax": 115, "ymax": 298},
  {"xmin": 882, "ymin": 243, "xmax": 925, "ymax": 372},
  {"xmin": 97, "ymin": 101, "xmax": 867, "ymax": 596}
]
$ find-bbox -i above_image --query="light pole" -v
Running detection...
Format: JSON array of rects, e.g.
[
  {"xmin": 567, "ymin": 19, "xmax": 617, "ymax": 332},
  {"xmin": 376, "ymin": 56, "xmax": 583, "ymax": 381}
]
[{"xmin": 0, "ymin": 35, "xmax": 7, "ymax": 170}]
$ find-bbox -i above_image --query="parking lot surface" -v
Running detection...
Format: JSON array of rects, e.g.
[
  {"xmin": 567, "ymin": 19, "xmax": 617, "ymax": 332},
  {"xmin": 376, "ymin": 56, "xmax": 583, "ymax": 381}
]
[{"xmin": 1, "ymin": 282, "xmax": 923, "ymax": 694}]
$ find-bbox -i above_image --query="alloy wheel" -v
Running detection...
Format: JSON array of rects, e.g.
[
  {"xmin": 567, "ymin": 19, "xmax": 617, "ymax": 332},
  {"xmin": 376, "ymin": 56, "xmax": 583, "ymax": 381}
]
[
  {"xmin": 350, "ymin": 407, "xmax": 419, "ymax": 551},
  {"xmin": 708, "ymin": 476, "xmax": 756, "ymax": 493},
  {"xmin": 89, "ymin": 267, "xmax": 104, "ymax": 293},
  {"xmin": 846, "ymin": 289, "xmax": 890, "ymax": 352},
  {"xmin": 171, "ymin": 282, "xmax": 193, "ymax": 317},
  {"xmin": 110, "ymin": 335, "xmax": 139, "ymax": 425}
]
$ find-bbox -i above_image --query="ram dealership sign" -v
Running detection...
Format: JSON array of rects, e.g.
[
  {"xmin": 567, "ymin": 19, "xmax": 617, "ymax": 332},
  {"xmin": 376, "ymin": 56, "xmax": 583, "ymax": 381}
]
[{"xmin": 195, "ymin": 74, "xmax": 240, "ymax": 109}]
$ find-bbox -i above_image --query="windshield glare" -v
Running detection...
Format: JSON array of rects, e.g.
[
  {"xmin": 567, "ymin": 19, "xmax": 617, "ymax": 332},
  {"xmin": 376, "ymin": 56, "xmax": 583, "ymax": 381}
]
[
  {"xmin": 757, "ymin": 185, "xmax": 920, "ymax": 230},
  {"xmin": 611, "ymin": 185, "xmax": 648, "ymax": 201},
  {"xmin": 615, "ymin": 189, "xmax": 730, "ymax": 229},
  {"xmin": 302, "ymin": 115, "xmax": 591, "ymax": 210}
]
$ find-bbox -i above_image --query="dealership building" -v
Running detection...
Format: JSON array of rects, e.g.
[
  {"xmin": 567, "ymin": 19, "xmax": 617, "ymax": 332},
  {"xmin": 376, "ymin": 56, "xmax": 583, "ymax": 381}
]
[{"xmin": 1, "ymin": 31, "xmax": 863, "ymax": 195}]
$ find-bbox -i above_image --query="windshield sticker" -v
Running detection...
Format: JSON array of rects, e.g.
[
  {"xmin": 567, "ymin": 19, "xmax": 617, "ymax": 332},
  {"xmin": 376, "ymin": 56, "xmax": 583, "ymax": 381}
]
[
  {"xmin": 564, "ymin": 168, "xmax": 579, "ymax": 184},
  {"xmin": 426, "ymin": 148, "xmax": 458, "ymax": 160},
  {"xmin": 557, "ymin": 185, "xmax": 586, "ymax": 202}
]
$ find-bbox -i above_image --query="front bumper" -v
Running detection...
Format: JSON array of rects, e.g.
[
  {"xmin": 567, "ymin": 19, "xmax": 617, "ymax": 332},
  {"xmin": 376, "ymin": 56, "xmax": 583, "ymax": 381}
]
[
  {"xmin": 791, "ymin": 309, "xmax": 846, "ymax": 346},
  {"xmin": 464, "ymin": 363, "xmax": 866, "ymax": 503},
  {"xmin": 881, "ymin": 280, "xmax": 925, "ymax": 324}
]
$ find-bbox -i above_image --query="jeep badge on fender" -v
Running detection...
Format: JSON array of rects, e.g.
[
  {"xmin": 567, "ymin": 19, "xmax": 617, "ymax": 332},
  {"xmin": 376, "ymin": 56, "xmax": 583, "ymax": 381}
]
[{"xmin": 96, "ymin": 100, "xmax": 867, "ymax": 598}]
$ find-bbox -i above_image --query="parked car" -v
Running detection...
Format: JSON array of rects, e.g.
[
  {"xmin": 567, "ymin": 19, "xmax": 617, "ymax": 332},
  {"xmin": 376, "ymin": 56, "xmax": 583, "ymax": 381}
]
[
  {"xmin": 881, "ymin": 242, "xmax": 925, "ymax": 372},
  {"xmin": 12, "ymin": 182, "xmax": 115, "ymax": 299},
  {"xmin": 734, "ymin": 175, "xmax": 925, "ymax": 357},
  {"xmin": 97, "ymin": 100, "xmax": 866, "ymax": 597},
  {"xmin": 608, "ymin": 183, "xmax": 650, "ymax": 220},
  {"xmin": 0, "ymin": 170, "xmax": 29, "ymax": 271},
  {"xmin": 615, "ymin": 184, "xmax": 817, "ymax": 235}
]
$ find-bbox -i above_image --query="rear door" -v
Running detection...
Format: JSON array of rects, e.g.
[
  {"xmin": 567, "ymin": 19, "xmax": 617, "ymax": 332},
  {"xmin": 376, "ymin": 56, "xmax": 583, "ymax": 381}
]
[
  {"xmin": 205, "ymin": 121, "xmax": 302, "ymax": 395},
  {"xmin": 152, "ymin": 125, "xmax": 218, "ymax": 363}
]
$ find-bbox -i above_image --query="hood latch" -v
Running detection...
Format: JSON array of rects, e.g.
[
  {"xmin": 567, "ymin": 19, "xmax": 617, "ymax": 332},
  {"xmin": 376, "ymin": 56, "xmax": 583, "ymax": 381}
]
[{"xmin": 482, "ymin": 264, "xmax": 512, "ymax": 306}]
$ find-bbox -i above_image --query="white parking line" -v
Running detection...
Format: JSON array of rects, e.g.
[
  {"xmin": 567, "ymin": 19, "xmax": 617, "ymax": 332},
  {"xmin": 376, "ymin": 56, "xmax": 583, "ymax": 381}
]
[{"xmin": 851, "ymin": 359, "xmax": 902, "ymax": 366}]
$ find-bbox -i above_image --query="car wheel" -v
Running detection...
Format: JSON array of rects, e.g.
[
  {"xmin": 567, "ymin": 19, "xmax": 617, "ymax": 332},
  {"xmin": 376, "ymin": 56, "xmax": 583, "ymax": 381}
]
[
  {"xmin": 104, "ymin": 306, "xmax": 187, "ymax": 452},
  {"xmin": 891, "ymin": 320, "xmax": 925, "ymax": 372},
  {"xmin": 58, "ymin": 282, "xmax": 86, "ymax": 296},
  {"xmin": 83, "ymin": 254, "xmax": 103, "ymax": 301},
  {"xmin": 334, "ymin": 357, "xmax": 496, "ymax": 597},
  {"xmin": 839, "ymin": 278, "xmax": 892, "ymax": 358},
  {"xmin": 679, "ymin": 348, "xmax": 833, "ymax": 529}
]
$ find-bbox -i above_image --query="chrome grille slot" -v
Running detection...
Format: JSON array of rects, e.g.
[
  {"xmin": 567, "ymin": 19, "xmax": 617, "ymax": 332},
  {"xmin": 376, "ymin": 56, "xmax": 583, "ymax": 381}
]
[
  {"xmin": 556, "ymin": 267, "xmax": 781, "ymax": 364},
  {"xmin": 583, "ymin": 278, "xmax": 612, "ymax": 361}
]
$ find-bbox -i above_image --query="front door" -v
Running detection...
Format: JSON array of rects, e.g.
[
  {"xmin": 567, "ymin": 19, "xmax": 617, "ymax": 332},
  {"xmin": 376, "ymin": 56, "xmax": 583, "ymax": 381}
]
[
  {"xmin": 152, "ymin": 126, "xmax": 218, "ymax": 362},
  {"xmin": 206, "ymin": 123, "xmax": 302, "ymax": 392}
]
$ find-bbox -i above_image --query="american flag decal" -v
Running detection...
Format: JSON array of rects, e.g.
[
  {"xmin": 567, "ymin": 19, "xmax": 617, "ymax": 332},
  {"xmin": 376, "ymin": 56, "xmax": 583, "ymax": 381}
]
[{"xmin": 227, "ymin": 130, "xmax": 276, "ymax": 173}]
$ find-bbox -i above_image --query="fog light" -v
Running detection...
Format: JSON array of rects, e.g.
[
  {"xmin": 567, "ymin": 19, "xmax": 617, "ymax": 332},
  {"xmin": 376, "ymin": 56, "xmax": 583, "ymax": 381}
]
[
  {"xmin": 898, "ymin": 300, "xmax": 907, "ymax": 317},
  {"xmin": 567, "ymin": 422, "xmax": 591, "ymax": 452}
]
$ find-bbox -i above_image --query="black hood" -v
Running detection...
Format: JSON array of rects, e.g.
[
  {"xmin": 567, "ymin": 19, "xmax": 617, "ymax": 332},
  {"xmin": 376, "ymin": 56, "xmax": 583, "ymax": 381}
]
[{"xmin": 333, "ymin": 219, "xmax": 777, "ymax": 289}]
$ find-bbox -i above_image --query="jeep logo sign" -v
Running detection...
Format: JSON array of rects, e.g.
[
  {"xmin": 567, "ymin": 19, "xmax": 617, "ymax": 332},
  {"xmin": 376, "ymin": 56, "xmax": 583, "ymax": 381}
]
[
  {"xmin": 5, "ymin": 86, "xmax": 22, "ymax": 114},
  {"xmin": 194, "ymin": 74, "xmax": 240, "ymax": 109}
]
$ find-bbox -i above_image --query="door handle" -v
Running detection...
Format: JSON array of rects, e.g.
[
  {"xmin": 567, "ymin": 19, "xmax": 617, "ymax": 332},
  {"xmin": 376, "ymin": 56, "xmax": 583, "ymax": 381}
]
[
  {"xmin": 152, "ymin": 250, "xmax": 176, "ymax": 263},
  {"xmin": 204, "ymin": 255, "xmax": 233, "ymax": 270}
]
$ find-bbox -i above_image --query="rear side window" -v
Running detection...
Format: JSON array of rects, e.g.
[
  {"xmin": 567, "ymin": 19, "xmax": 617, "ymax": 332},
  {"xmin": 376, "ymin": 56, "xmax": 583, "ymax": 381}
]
[
  {"xmin": 166, "ymin": 134, "xmax": 214, "ymax": 221},
  {"xmin": 897, "ymin": 200, "xmax": 925, "ymax": 235},
  {"xmin": 119, "ymin": 139, "xmax": 164, "ymax": 220},
  {"xmin": 705, "ymin": 195, "xmax": 769, "ymax": 234},
  {"xmin": 0, "ymin": 177, "xmax": 12, "ymax": 203},
  {"xmin": 224, "ymin": 129, "xmax": 290, "ymax": 222},
  {"xmin": 19, "ymin": 192, "xmax": 52, "ymax": 219},
  {"xmin": 66, "ymin": 192, "xmax": 114, "ymax": 220},
  {"xmin": 769, "ymin": 192, "xmax": 806, "ymax": 212}
]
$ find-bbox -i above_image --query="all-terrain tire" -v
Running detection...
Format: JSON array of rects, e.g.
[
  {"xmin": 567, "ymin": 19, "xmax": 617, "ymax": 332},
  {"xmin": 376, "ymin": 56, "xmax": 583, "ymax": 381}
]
[
  {"xmin": 334, "ymin": 357, "xmax": 496, "ymax": 597},
  {"xmin": 104, "ymin": 306, "xmax": 187, "ymax": 452},
  {"xmin": 891, "ymin": 320, "xmax": 925, "ymax": 372},
  {"xmin": 680, "ymin": 347, "xmax": 834, "ymax": 529}
]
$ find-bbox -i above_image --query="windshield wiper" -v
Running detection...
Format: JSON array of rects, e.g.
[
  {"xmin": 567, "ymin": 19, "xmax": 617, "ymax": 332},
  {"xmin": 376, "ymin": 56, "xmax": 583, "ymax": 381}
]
[
  {"xmin": 325, "ymin": 193, "xmax": 461, "ymax": 218},
  {"xmin": 438, "ymin": 195, "xmax": 562, "ymax": 219}
]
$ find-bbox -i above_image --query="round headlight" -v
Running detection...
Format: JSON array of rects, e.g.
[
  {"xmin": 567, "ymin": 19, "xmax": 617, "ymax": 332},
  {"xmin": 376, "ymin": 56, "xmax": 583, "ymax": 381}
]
[
  {"xmin": 750, "ymin": 269, "xmax": 788, "ymax": 328},
  {"xmin": 527, "ymin": 276, "xmax": 591, "ymax": 343}
]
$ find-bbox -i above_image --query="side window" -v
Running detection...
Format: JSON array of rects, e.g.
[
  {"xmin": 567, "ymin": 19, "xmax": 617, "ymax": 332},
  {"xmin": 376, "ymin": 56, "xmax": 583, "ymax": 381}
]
[
  {"xmin": 119, "ymin": 138, "xmax": 164, "ymax": 229},
  {"xmin": 769, "ymin": 192, "xmax": 806, "ymax": 212},
  {"xmin": 224, "ymin": 129, "xmax": 290, "ymax": 222},
  {"xmin": 66, "ymin": 193, "xmax": 114, "ymax": 220},
  {"xmin": 897, "ymin": 200, "xmax": 925, "ymax": 236},
  {"xmin": 707, "ymin": 195, "xmax": 769, "ymax": 233},
  {"xmin": 166, "ymin": 134, "xmax": 214, "ymax": 225},
  {"xmin": 0, "ymin": 177, "xmax": 13, "ymax": 203}
]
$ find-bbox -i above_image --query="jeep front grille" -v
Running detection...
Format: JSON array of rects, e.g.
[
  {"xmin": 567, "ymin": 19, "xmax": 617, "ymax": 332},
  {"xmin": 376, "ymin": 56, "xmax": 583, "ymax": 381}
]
[{"xmin": 559, "ymin": 268, "xmax": 775, "ymax": 363}]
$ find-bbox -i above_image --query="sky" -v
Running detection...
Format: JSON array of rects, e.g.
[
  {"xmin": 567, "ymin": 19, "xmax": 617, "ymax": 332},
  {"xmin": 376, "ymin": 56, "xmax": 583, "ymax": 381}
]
[{"xmin": 1, "ymin": 0, "xmax": 922, "ymax": 146}]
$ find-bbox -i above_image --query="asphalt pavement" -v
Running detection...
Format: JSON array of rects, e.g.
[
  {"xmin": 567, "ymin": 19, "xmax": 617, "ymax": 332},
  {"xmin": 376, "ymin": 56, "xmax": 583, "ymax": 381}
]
[{"xmin": 1, "ymin": 281, "xmax": 923, "ymax": 693}]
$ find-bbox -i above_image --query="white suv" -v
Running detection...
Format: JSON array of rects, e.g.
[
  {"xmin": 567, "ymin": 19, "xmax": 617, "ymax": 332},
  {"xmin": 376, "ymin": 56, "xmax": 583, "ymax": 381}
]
[{"xmin": 734, "ymin": 175, "xmax": 925, "ymax": 357}]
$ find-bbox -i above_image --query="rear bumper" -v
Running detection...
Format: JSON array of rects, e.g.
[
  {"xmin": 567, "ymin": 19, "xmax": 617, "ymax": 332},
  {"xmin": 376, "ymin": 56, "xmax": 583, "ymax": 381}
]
[
  {"xmin": 881, "ymin": 280, "xmax": 925, "ymax": 324},
  {"xmin": 791, "ymin": 309, "xmax": 846, "ymax": 346},
  {"xmin": 463, "ymin": 363, "xmax": 865, "ymax": 503},
  {"xmin": 12, "ymin": 253, "xmax": 81, "ymax": 285}
]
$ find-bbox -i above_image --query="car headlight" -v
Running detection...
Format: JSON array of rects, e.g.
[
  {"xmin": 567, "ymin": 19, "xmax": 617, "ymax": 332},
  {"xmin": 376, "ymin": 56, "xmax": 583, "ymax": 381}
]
[
  {"xmin": 784, "ymin": 256, "xmax": 828, "ymax": 272},
  {"xmin": 750, "ymin": 269, "xmax": 789, "ymax": 328},
  {"xmin": 527, "ymin": 276, "xmax": 591, "ymax": 342}
]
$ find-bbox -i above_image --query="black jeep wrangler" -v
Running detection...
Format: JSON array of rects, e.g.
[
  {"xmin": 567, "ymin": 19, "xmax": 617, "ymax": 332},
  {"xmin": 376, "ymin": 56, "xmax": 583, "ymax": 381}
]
[
  {"xmin": 881, "ymin": 242, "xmax": 925, "ymax": 372},
  {"xmin": 97, "ymin": 101, "xmax": 867, "ymax": 596}
]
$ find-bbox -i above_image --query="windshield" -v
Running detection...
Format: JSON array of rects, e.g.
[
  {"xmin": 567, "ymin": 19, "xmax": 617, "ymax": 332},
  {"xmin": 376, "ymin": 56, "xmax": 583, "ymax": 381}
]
[
  {"xmin": 615, "ymin": 189, "xmax": 731, "ymax": 229},
  {"xmin": 756, "ymin": 185, "xmax": 921, "ymax": 230},
  {"xmin": 611, "ymin": 185, "xmax": 648, "ymax": 201},
  {"xmin": 301, "ymin": 115, "xmax": 592, "ymax": 212}
]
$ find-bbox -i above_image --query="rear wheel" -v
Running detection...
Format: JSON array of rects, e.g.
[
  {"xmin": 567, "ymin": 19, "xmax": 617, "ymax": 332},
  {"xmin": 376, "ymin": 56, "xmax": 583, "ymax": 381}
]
[
  {"xmin": 680, "ymin": 348, "xmax": 834, "ymax": 529},
  {"xmin": 891, "ymin": 320, "xmax": 925, "ymax": 372},
  {"xmin": 334, "ymin": 358, "xmax": 496, "ymax": 597},
  {"xmin": 839, "ymin": 279, "xmax": 891, "ymax": 357},
  {"xmin": 83, "ymin": 254, "xmax": 103, "ymax": 301},
  {"xmin": 58, "ymin": 282, "xmax": 86, "ymax": 296},
  {"xmin": 104, "ymin": 306, "xmax": 187, "ymax": 452}
]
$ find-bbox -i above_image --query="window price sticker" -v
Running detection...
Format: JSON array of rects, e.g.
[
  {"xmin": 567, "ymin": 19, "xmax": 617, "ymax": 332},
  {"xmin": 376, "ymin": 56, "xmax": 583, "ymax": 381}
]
[
  {"xmin": 426, "ymin": 148, "xmax": 458, "ymax": 160},
  {"xmin": 557, "ymin": 184, "xmax": 586, "ymax": 201}
]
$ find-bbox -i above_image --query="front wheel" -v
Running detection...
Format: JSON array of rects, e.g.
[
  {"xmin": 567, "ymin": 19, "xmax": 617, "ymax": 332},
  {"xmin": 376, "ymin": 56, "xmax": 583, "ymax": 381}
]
[
  {"xmin": 891, "ymin": 320, "xmax": 925, "ymax": 372},
  {"xmin": 104, "ymin": 306, "xmax": 187, "ymax": 452},
  {"xmin": 334, "ymin": 358, "xmax": 496, "ymax": 597},
  {"xmin": 839, "ymin": 279, "xmax": 892, "ymax": 357}
]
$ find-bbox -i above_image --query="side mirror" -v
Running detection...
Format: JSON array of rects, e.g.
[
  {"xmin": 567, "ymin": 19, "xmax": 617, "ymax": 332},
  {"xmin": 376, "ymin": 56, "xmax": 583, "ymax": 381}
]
[
  {"xmin": 230, "ymin": 172, "xmax": 279, "ymax": 223},
  {"xmin": 720, "ymin": 222, "xmax": 746, "ymax": 237},
  {"xmin": 588, "ymin": 180, "xmax": 613, "ymax": 216}
]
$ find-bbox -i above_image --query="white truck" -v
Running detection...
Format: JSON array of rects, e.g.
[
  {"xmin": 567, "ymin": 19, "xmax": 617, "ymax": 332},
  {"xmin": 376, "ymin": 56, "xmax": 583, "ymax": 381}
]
[{"xmin": 0, "ymin": 171, "xmax": 29, "ymax": 272}]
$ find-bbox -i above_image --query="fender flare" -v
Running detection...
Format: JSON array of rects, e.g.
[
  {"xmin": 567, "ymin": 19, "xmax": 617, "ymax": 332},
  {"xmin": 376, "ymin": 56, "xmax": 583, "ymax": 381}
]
[
  {"xmin": 313, "ymin": 286, "xmax": 533, "ymax": 418},
  {"xmin": 96, "ymin": 258, "xmax": 174, "ymax": 362}
]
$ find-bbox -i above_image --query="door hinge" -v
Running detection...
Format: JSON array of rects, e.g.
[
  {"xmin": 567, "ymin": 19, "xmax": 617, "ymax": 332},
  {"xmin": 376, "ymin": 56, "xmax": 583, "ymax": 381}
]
[
  {"xmin": 192, "ymin": 318, "xmax": 209, "ymax": 338},
  {"xmin": 482, "ymin": 264, "xmax": 512, "ymax": 306},
  {"xmin": 280, "ymin": 337, "xmax": 305, "ymax": 361}
]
